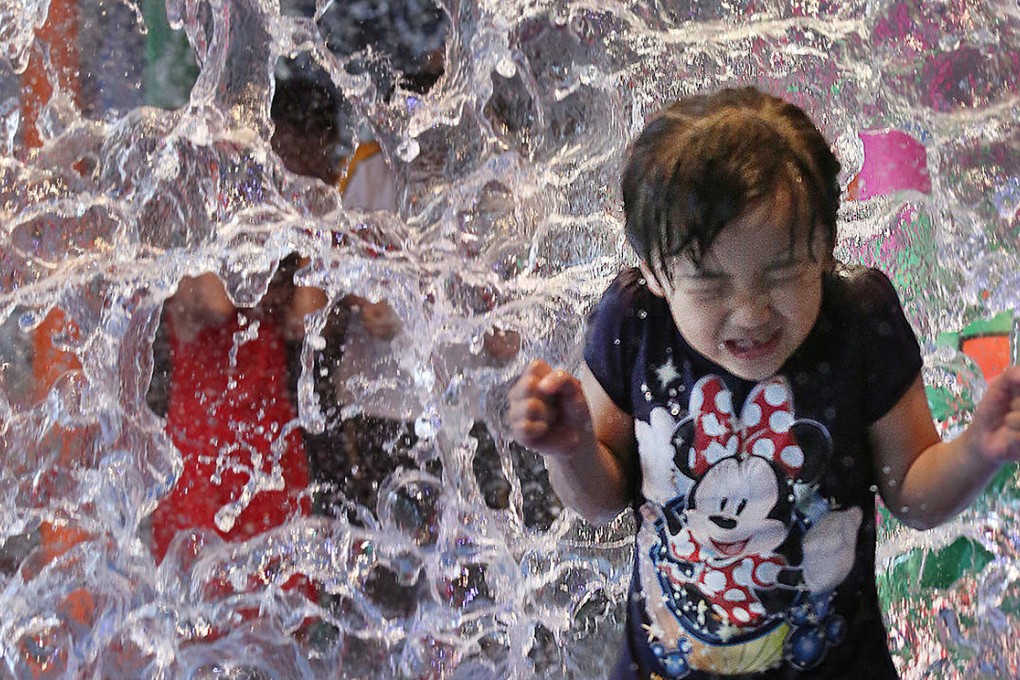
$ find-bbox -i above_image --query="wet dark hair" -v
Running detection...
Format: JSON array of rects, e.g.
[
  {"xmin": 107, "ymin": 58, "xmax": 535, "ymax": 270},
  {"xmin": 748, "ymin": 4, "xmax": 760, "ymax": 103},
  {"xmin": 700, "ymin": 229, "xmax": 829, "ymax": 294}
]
[{"xmin": 622, "ymin": 87, "xmax": 841, "ymax": 280}]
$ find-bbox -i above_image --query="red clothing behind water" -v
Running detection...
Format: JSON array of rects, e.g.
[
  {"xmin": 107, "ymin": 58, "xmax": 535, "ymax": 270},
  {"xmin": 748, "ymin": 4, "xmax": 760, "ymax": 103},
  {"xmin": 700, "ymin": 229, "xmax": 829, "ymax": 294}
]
[{"xmin": 151, "ymin": 312, "xmax": 310, "ymax": 563}]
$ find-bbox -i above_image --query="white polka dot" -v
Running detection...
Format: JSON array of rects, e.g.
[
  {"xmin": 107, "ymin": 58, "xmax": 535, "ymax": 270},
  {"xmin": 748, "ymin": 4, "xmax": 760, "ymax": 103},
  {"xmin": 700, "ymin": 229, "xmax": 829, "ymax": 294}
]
[
  {"xmin": 749, "ymin": 602, "xmax": 766, "ymax": 615},
  {"xmin": 705, "ymin": 441, "xmax": 732, "ymax": 465},
  {"xmin": 764, "ymin": 383, "xmax": 787, "ymax": 406},
  {"xmin": 733, "ymin": 559, "xmax": 754, "ymax": 586},
  {"xmin": 724, "ymin": 588, "xmax": 747, "ymax": 602},
  {"xmin": 703, "ymin": 570, "xmax": 727, "ymax": 594},
  {"xmin": 671, "ymin": 534, "xmax": 696, "ymax": 559},
  {"xmin": 769, "ymin": 410, "xmax": 793, "ymax": 433},
  {"xmin": 702, "ymin": 413, "xmax": 727, "ymax": 436},
  {"xmin": 753, "ymin": 438, "xmax": 775, "ymax": 459},
  {"xmin": 731, "ymin": 607, "xmax": 751, "ymax": 623},
  {"xmin": 715, "ymin": 390, "xmax": 733, "ymax": 414},
  {"xmin": 742, "ymin": 403, "xmax": 762, "ymax": 427},
  {"xmin": 689, "ymin": 389, "xmax": 704, "ymax": 414},
  {"xmin": 755, "ymin": 560, "xmax": 781, "ymax": 585},
  {"xmin": 780, "ymin": 445, "xmax": 804, "ymax": 469}
]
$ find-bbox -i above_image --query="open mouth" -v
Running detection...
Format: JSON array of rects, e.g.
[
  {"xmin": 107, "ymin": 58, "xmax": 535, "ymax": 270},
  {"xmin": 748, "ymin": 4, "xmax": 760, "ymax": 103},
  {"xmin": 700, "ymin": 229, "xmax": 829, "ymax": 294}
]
[
  {"xmin": 711, "ymin": 537, "xmax": 750, "ymax": 557},
  {"xmin": 724, "ymin": 331, "xmax": 781, "ymax": 361}
]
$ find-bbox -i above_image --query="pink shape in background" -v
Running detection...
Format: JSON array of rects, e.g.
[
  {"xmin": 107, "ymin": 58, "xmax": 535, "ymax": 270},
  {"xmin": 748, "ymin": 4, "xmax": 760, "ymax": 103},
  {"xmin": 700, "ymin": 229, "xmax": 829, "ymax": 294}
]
[{"xmin": 848, "ymin": 129, "xmax": 932, "ymax": 200}]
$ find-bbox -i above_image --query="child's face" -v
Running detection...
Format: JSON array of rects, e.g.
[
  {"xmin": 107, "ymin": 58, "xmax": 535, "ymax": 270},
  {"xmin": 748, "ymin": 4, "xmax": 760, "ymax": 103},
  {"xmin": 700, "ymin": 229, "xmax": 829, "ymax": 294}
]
[{"xmin": 643, "ymin": 199, "xmax": 831, "ymax": 382}]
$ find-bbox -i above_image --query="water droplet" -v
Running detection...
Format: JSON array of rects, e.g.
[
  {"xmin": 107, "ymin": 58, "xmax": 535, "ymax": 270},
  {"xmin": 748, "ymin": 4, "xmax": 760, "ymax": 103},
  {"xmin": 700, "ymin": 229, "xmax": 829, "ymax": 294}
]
[
  {"xmin": 17, "ymin": 310, "xmax": 41, "ymax": 332},
  {"xmin": 414, "ymin": 413, "xmax": 439, "ymax": 440},
  {"xmin": 397, "ymin": 138, "xmax": 420, "ymax": 162},
  {"xmin": 495, "ymin": 55, "xmax": 516, "ymax": 78}
]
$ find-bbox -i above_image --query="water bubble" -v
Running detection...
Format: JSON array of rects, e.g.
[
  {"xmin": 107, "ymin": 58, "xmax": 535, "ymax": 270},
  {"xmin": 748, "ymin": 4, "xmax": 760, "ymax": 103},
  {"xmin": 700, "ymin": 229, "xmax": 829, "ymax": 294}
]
[
  {"xmin": 414, "ymin": 403, "xmax": 441, "ymax": 440},
  {"xmin": 379, "ymin": 473, "xmax": 445, "ymax": 548},
  {"xmin": 192, "ymin": 665, "xmax": 272, "ymax": 680},
  {"xmin": 397, "ymin": 138, "xmax": 421, "ymax": 162},
  {"xmin": 17, "ymin": 309, "xmax": 43, "ymax": 333},
  {"xmin": 496, "ymin": 55, "xmax": 517, "ymax": 78},
  {"xmin": 12, "ymin": 618, "xmax": 74, "ymax": 680}
]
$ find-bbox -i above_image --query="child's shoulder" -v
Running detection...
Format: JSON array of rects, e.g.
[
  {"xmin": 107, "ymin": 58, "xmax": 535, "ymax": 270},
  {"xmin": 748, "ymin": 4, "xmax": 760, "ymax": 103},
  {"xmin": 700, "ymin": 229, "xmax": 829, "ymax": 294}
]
[
  {"xmin": 601, "ymin": 266, "xmax": 656, "ymax": 303},
  {"xmin": 825, "ymin": 264, "xmax": 904, "ymax": 319},
  {"xmin": 587, "ymin": 267, "xmax": 671, "ymax": 343},
  {"xmin": 591, "ymin": 267, "xmax": 666, "ymax": 322}
]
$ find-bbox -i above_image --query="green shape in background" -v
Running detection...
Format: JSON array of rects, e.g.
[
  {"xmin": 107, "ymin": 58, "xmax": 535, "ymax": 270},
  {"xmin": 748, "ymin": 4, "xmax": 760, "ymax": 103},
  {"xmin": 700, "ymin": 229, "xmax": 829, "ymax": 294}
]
[
  {"xmin": 142, "ymin": 0, "xmax": 198, "ymax": 109},
  {"xmin": 937, "ymin": 309, "xmax": 1015, "ymax": 351},
  {"xmin": 925, "ymin": 384, "xmax": 972, "ymax": 423},
  {"xmin": 878, "ymin": 536, "xmax": 994, "ymax": 605}
]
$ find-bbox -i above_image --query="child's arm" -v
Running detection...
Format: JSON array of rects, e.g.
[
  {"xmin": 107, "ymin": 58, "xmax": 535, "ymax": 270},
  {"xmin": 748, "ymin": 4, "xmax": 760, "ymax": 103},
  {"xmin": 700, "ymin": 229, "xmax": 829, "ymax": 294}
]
[
  {"xmin": 508, "ymin": 359, "xmax": 638, "ymax": 524},
  {"xmin": 870, "ymin": 366, "xmax": 1020, "ymax": 530}
]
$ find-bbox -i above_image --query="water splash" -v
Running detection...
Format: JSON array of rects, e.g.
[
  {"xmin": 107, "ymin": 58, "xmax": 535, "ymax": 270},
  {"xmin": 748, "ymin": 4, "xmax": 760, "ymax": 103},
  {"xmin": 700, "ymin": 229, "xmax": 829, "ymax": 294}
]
[{"xmin": 1, "ymin": 0, "xmax": 1018, "ymax": 677}]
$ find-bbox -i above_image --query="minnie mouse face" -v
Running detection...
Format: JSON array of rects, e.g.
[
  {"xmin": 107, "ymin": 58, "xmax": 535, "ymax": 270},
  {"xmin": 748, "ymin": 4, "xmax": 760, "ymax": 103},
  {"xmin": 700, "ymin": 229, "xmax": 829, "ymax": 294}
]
[
  {"xmin": 686, "ymin": 455, "xmax": 788, "ymax": 561},
  {"xmin": 666, "ymin": 375, "xmax": 826, "ymax": 556}
]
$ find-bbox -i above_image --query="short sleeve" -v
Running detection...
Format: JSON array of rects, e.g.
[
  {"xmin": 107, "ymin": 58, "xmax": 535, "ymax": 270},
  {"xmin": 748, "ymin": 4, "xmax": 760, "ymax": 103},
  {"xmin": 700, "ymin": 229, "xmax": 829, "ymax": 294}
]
[
  {"xmin": 583, "ymin": 270, "xmax": 645, "ymax": 414},
  {"xmin": 854, "ymin": 269, "xmax": 924, "ymax": 423}
]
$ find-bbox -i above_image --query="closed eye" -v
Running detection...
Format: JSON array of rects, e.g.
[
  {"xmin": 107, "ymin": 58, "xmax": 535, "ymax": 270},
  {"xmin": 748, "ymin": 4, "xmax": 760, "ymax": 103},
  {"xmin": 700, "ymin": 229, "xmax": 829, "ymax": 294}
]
[
  {"xmin": 764, "ymin": 261, "xmax": 809, "ymax": 285},
  {"xmin": 682, "ymin": 273, "xmax": 729, "ymax": 298}
]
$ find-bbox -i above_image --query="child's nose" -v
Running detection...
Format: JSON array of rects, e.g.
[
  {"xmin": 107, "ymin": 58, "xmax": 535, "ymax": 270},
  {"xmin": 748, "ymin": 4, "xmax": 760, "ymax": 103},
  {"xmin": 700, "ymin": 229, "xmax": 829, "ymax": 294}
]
[{"xmin": 729, "ymin": 286, "xmax": 771, "ymax": 328}]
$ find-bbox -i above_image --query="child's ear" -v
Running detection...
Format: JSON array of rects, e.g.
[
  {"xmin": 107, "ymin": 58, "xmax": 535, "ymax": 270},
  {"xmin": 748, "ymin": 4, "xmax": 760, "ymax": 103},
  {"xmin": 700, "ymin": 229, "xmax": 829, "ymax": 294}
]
[{"xmin": 639, "ymin": 262, "xmax": 666, "ymax": 298}]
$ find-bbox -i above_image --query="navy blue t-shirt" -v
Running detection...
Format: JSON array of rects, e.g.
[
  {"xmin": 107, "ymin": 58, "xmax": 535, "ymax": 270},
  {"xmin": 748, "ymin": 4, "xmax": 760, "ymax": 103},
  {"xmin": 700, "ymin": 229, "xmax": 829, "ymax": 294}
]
[{"xmin": 584, "ymin": 266, "xmax": 922, "ymax": 679}]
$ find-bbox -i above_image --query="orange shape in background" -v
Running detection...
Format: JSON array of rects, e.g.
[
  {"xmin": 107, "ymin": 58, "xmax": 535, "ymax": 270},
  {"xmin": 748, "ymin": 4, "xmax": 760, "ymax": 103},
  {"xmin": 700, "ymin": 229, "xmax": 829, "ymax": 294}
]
[
  {"xmin": 22, "ymin": 0, "xmax": 86, "ymax": 569},
  {"xmin": 32, "ymin": 310, "xmax": 82, "ymax": 399},
  {"xmin": 20, "ymin": 0, "xmax": 80, "ymax": 151},
  {"xmin": 961, "ymin": 335, "xmax": 1011, "ymax": 383}
]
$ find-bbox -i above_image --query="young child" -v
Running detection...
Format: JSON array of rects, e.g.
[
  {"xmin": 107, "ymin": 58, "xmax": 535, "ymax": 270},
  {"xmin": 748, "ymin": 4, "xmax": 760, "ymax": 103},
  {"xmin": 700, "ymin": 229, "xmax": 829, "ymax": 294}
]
[{"xmin": 508, "ymin": 86, "xmax": 1020, "ymax": 679}]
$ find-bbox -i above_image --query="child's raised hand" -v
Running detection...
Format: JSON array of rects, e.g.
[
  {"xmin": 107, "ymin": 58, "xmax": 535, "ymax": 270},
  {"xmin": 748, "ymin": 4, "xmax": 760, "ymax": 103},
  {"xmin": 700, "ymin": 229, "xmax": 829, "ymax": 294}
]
[
  {"xmin": 968, "ymin": 365, "xmax": 1020, "ymax": 465},
  {"xmin": 508, "ymin": 360, "xmax": 594, "ymax": 460}
]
